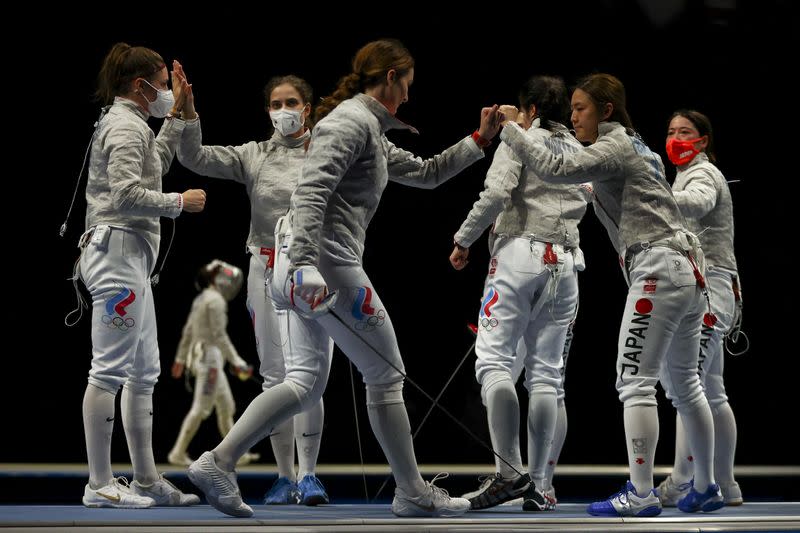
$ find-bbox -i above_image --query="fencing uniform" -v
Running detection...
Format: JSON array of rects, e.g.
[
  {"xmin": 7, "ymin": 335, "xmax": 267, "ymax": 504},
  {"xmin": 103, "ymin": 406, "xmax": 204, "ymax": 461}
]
[
  {"xmin": 178, "ymin": 123, "xmax": 327, "ymax": 497},
  {"xmin": 79, "ymin": 97, "xmax": 197, "ymax": 507},
  {"xmin": 454, "ymin": 119, "xmax": 591, "ymax": 507},
  {"xmin": 188, "ymin": 92, "xmax": 485, "ymax": 518},
  {"xmin": 168, "ymin": 264, "xmax": 248, "ymax": 465},
  {"xmin": 659, "ymin": 152, "xmax": 742, "ymax": 505},
  {"xmin": 500, "ymin": 120, "xmax": 722, "ymax": 516}
]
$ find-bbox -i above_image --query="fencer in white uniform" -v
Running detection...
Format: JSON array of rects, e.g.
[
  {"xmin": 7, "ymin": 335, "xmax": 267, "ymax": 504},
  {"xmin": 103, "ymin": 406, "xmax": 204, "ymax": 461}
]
[
  {"xmin": 77, "ymin": 43, "xmax": 201, "ymax": 508},
  {"xmin": 499, "ymin": 74, "xmax": 724, "ymax": 516},
  {"xmin": 177, "ymin": 75, "xmax": 330, "ymax": 505},
  {"xmin": 450, "ymin": 76, "xmax": 591, "ymax": 512},
  {"xmin": 168, "ymin": 261, "xmax": 253, "ymax": 466},
  {"xmin": 187, "ymin": 39, "xmax": 501, "ymax": 518},
  {"xmin": 658, "ymin": 110, "xmax": 743, "ymax": 507}
]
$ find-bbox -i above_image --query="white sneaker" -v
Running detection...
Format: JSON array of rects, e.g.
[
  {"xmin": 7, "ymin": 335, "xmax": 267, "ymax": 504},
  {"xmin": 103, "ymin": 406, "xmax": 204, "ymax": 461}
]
[
  {"xmin": 131, "ymin": 473, "xmax": 201, "ymax": 506},
  {"xmin": 188, "ymin": 451, "xmax": 253, "ymax": 517},
  {"xmin": 721, "ymin": 481, "xmax": 743, "ymax": 506},
  {"xmin": 461, "ymin": 474, "xmax": 493, "ymax": 500},
  {"xmin": 657, "ymin": 475, "xmax": 691, "ymax": 507},
  {"xmin": 167, "ymin": 450, "xmax": 194, "ymax": 466},
  {"xmin": 392, "ymin": 474, "xmax": 470, "ymax": 517},
  {"xmin": 83, "ymin": 477, "xmax": 155, "ymax": 508}
]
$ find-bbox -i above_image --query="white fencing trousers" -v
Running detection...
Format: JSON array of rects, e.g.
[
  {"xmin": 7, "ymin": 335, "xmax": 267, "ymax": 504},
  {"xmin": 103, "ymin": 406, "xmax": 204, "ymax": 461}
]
[
  {"xmin": 475, "ymin": 237, "xmax": 578, "ymax": 483},
  {"xmin": 475, "ymin": 237, "xmax": 579, "ymax": 394},
  {"xmin": 620, "ymin": 246, "xmax": 715, "ymax": 492},
  {"xmin": 663, "ymin": 267, "xmax": 738, "ymax": 486},
  {"xmin": 189, "ymin": 346, "xmax": 236, "ymax": 421},
  {"xmin": 270, "ymin": 233, "xmax": 424, "ymax": 493},
  {"xmin": 248, "ymin": 249, "xmax": 327, "ymax": 479},
  {"xmin": 271, "ymin": 235, "xmax": 405, "ymax": 398},
  {"xmin": 511, "ymin": 317, "xmax": 575, "ymax": 402},
  {"xmin": 698, "ymin": 268, "xmax": 736, "ymax": 407},
  {"xmin": 619, "ymin": 246, "xmax": 707, "ymax": 409},
  {"xmin": 246, "ymin": 252, "xmax": 288, "ymax": 390},
  {"xmin": 79, "ymin": 226, "xmax": 160, "ymax": 394}
]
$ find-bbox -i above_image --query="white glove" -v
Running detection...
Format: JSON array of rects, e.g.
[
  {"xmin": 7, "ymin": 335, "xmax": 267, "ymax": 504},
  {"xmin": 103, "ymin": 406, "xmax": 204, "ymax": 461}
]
[{"xmin": 290, "ymin": 266, "xmax": 335, "ymax": 318}]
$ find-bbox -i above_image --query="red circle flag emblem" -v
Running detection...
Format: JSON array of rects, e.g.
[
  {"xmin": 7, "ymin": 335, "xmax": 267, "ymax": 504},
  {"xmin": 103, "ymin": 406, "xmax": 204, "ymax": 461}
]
[{"xmin": 635, "ymin": 298, "xmax": 653, "ymax": 314}]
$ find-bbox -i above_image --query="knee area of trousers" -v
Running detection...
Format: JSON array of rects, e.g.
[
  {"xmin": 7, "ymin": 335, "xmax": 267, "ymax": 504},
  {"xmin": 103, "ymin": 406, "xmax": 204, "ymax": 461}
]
[
  {"xmin": 261, "ymin": 375, "xmax": 284, "ymax": 391},
  {"xmin": 187, "ymin": 408, "xmax": 210, "ymax": 422},
  {"xmin": 674, "ymin": 391, "xmax": 709, "ymax": 413},
  {"xmin": 366, "ymin": 381, "xmax": 404, "ymax": 407},
  {"xmin": 620, "ymin": 393, "xmax": 658, "ymax": 409},
  {"xmin": 284, "ymin": 377, "xmax": 323, "ymax": 411},
  {"xmin": 122, "ymin": 380, "xmax": 155, "ymax": 396},
  {"xmin": 481, "ymin": 371, "xmax": 514, "ymax": 394},
  {"xmin": 87, "ymin": 376, "xmax": 122, "ymax": 395},
  {"xmin": 529, "ymin": 383, "xmax": 558, "ymax": 397}
]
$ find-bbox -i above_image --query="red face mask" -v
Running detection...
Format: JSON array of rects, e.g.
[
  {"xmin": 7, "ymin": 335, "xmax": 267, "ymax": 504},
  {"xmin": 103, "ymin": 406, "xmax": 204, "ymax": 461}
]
[{"xmin": 666, "ymin": 137, "xmax": 703, "ymax": 166}]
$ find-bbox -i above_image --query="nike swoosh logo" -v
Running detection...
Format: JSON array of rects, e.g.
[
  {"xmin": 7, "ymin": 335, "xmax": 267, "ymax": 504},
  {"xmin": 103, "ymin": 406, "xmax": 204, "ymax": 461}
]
[
  {"xmin": 417, "ymin": 501, "xmax": 436, "ymax": 513},
  {"xmin": 301, "ymin": 432, "xmax": 320, "ymax": 438},
  {"xmin": 96, "ymin": 491, "xmax": 121, "ymax": 503},
  {"xmin": 106, "ymin": 417, "xmax": 115, "ymax": 422}
]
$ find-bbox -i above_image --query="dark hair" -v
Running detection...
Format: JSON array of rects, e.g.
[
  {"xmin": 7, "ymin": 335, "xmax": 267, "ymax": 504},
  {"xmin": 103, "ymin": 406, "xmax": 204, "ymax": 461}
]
[
  {"xmin": 96, "ymin": 42, "xmax": 165, "ymax": 104},
  {"xmin": 669, "ymin": 109, "xmax": 717, "ymax": 163},
  {"xmin": 264, "ymin": 75, "xmax": 315, "ymax": 129},
  {"xmin": 315, "ymin": 39, "xmax": 414, "ymax": 122},
  {"xmin": 518, "ymin": 75, "xmax": 570, "ymax": 131},
  {"xmin": 574, "ymin": 73, "xmax": 633, "ymax": 130}
]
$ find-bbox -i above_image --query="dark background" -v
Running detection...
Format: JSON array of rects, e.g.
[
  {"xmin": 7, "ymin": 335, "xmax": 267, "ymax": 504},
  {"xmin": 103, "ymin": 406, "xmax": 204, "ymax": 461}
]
[{"xmin": 7, "ymin": 1, "xmax": 796, "ymax": 476}]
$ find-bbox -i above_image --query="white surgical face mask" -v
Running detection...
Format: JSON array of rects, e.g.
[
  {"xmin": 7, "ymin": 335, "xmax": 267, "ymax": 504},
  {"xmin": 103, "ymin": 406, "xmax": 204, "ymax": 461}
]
[
  {"xmin": 269, "ymin": 108, "xmax": 304, "ymax": 136},
  {"xmin": 142, "ymin": 79, "xmax": 175, "ymax": 118}
]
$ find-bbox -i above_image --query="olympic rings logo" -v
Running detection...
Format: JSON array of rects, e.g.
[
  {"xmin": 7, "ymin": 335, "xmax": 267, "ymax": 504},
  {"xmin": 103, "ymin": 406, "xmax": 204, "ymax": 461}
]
[
  {"xmin": 354, "ymin": 309, "xmax": 386, "ymax": 332},
  {"xmin": 480, "ymin": 317, "xmax": 499, "ymax": 331},
  {"xmin": 101, "ymin": 314, "xmax": 136, "ymax": 331}
]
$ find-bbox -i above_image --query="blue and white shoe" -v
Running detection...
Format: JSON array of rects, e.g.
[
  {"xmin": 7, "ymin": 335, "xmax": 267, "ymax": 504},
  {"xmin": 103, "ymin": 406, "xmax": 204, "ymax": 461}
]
[
  {"xmin": 587, "ymin": 481, "xmax": 662, "ymax": 517},
  {"xmin": 298, "ymin": 474, "xmax": 329, "ymax": 506},
  {"xmin": 677, "ymin": 480, "xmax": 724, "ymax": 513},
  {"xmin": 657, "ymin": 475, "xmax": 691, "ymax": 506},
  {"xmin": 263, "ymin": 476, "xmax": 300, "ymax": 505}
]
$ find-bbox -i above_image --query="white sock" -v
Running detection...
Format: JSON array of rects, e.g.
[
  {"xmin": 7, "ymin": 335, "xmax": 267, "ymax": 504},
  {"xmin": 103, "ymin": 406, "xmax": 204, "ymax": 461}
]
[
  {"xmin": 623, "ymin": 405, "xmax": 658, "ymax": 494},
  {"xmin": 170, "ymin": 410, "xmax": 203, "ymax": 458},
  {"xmin": 485, "ymin": 376, "xmax": 523, "ymax": 479},
  {"xmin": 121, "ymin": 387, "xmax": 159, "ymax": 485},
  {"xmin": 543, "ymin": 402, "xmax": 567, "ymax": 491},
  {"xmin": 711, "ymin": 402, "xmax": 737, "ymax": 486},
  {"xmin": 296, "ymin": 399, "xmax": 324, "ymax": 479},
  {"xmin": 671, "ymin": 413, "xmax": 694, "ymax": 484},
  {"xmin": 527, "ymin": 388, "xmax": 557, "ymax": 485},
  {"xmin": 366, "ymin": 385, "xmax": 426, "ymax": 496},
  {"xmin": 679, "ymin": 399, "xmax": 715, "ymax": 492},
  {"xmin": 213, "ymin": 383, "xmax": 302, "ymax": 472},
  {"xmin": 270, "ymin": 418, "xmax": 296, "ymax": 480},
  {"xmin": 83, "ymin": 384, "xmax": 116, "ymax": 489}
]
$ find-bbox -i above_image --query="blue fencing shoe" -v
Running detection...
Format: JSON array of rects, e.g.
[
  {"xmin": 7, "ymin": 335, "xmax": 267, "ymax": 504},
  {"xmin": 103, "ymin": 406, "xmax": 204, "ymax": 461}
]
[
  {"xmin": 587, "ymin": 480, "xmax": 662, "ymax": 517},
  {"xmin": 677, "ymin": 480, "xmax": 724, "ymax": 513},
  {"xmin": 263, "ymin": 476, "xmax": 300, "ymax": 505},
  {"xmin": 298, "ymin": 474, "xmax": 329, "ymax": 506}
]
